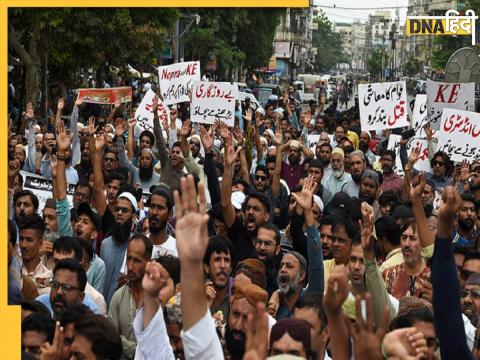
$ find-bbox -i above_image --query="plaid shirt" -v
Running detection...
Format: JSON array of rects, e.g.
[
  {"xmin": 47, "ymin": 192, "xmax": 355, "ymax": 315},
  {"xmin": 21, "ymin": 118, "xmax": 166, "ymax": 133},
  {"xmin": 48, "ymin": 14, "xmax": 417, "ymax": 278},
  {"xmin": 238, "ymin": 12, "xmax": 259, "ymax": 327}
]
[{"xmin": 381, "ymin": 172, "xmax": 404, "ymax": 197}]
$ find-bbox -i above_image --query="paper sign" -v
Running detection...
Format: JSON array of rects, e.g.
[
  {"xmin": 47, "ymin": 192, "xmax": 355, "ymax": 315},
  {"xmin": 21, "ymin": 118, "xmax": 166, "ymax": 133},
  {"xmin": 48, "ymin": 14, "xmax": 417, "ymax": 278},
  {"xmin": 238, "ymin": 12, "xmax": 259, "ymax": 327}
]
[
  {"xmin": 387, "ymin": 134, "xmax": 404, "ymax": 176},
  {"xmin": 387, "ymin": 135, "xmax": 431, "ymax": 176},
  {"xmin": 358, "ymin": 81, "xmax": 409, "ymax": 131},
  {"xmin": 76, "ymin": 87, "xmax": 132, "ymax": 104},
  {"xmin": 412, "ymin": 94, "xmax": 428, "ymax": 137},
  {"xmin": 191, "ymin": 81, "xmax": 238, "ymax": 126},
  {"xmin": 20, "ymin": 171, "xmax": 74, "ymax": 211},
  {"xmin": 426, "ymin": 79, "xmax": 475, "ymax": 130},
  {"xmin": 134, "ymin": 89, "xmax": 169, "ymax": 135},
  {"xmin": 307, "ymin": 134, "xmax": 320, "ymax": 150},
  {"xmin": 158, "ymin": 61, "xmax": 201, "ymax": 105},
  {"xmin": 437, "ymin": 108, "xmax": 480, "ymax": 162}
]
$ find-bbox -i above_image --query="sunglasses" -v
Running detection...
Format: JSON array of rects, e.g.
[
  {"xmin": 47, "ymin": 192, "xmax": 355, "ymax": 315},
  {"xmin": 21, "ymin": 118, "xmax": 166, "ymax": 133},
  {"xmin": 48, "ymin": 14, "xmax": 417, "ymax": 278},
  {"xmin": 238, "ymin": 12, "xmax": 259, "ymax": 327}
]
[
  {"xmin": 115, "ymin": 206, "xmax": 131, "ymax": 214},
  {"xmin": 104, "ymin": 157, "xmax": 116, "ymax": 163},
  {"xmin": 255, "ymin": 175, "xmax": 268, "ymax": 181}
]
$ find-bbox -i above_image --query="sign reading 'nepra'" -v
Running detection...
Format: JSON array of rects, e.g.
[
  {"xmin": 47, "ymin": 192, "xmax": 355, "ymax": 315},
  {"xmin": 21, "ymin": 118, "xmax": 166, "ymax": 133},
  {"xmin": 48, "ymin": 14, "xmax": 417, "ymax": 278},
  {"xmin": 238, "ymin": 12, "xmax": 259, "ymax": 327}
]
[
  {"xmin": 158, "ymin": 61, "xmax": 200, "ymax": 105},
  {"xmin": 134, "ymin": 89, "xmax": 169, "ymax": 134},
  {"xmin": 437, "ymin": 108, "xmax": 480, "ymax": 162},
  {"xmin": 191, "ymin": 81, "xmax": 238, "ymax": 126},
  {"xmin": 426, "ymin": 79, "xmax": 475, "ymax": 130},
  {"xmin": 358, "ymin": 81, "xmax": 408, "ymax": 131}
]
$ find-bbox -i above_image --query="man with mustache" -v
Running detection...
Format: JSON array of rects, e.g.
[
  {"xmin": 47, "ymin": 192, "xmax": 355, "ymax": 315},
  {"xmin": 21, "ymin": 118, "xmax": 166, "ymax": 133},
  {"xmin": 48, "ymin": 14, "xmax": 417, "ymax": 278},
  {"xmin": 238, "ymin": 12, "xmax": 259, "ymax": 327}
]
[
  {"xmin": 359, "ymin": 131, "xmax": 375, "ymax": 165},
  {"xmin": 19, "ymin": 214, "xmax": 52, "ymax": 296},
  {"xmin": 461, "ymin": 273, "xmax": 480, "ymax": 327},
  {"xmin": 221, "ymin": 143, "xmax": 271, "ymax": 261},
  {"xmin": 315, "ymin": 141, "xmax": 333, "ymax": 179},
  {"xmin": 357, "ymin": 170, "xmax": 381, "ymax": 218},
  {"xmin": 148, "ymin": 186, "xmax": 178, "ymax": 258},
  {"xmin": 341, "ymin": 151, "xmax": 366, "ymax": 198},
  {"xmin": 14, "ymin": 190, "xmax": 39, "ymax": 223},
  {"xmin": 321, "ymin": 148, "xmax": 352, "ymax": 195},
  {"xmin": 109, "ymin": 234, "xmax": 152, "ymax": 359},
  {"xmin": 454, "ymin": 194, "xmax": 477, "ymax": 247},
  {"xmin": 254, "ymin": 222, "xmax": 281, "ymax": 296},
  {"xmin": 278, "ymin": 137, "xmax": 314, "ymax": 192},
  {"xmin": 203, "ymin": 236, "xmax": 234, "ymax": 321},
  {"xmin": 380, "ymin": 149, "xmax": 403, "ymax": 198},
  {"xmin": 117, "ymin": 123, "xmax": 160, "ymax": 192},
  {"xmin": 100, "ymin": 190, "xmax": 138, "ymax": 306}
]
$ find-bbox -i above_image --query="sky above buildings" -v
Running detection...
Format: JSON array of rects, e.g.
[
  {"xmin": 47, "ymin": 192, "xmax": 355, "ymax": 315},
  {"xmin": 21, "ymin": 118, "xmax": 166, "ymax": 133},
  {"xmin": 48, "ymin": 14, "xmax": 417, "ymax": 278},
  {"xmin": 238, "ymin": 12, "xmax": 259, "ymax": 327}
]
[{"xmin": 314, "ymin": 0, "xmax": 409, "ymax": 24}]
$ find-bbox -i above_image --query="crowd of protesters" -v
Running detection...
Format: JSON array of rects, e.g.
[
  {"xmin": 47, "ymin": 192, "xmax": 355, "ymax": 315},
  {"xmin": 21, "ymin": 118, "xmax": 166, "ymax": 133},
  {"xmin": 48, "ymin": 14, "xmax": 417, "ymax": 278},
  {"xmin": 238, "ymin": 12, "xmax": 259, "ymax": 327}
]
[{"xmin": 8, "ymin": 79, "xmax": 480, "ymax": 360}]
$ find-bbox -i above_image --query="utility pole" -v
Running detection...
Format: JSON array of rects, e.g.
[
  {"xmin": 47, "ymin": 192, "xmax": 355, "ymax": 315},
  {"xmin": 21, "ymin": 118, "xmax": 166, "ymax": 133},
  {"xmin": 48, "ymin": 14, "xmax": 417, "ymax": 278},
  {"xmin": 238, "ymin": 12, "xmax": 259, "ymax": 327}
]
[{"xmin": 389, "ymin": 23, "xmax": 397, "ymax": 81}]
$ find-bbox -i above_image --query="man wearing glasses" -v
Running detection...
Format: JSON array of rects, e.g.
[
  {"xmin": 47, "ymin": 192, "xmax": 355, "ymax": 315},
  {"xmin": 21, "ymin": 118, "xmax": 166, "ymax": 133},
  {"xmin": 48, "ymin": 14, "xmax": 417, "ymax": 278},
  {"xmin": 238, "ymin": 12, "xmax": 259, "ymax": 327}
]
[{"xmin": 35, "ymin": 258, "xmax": 99, "ymax": 318}]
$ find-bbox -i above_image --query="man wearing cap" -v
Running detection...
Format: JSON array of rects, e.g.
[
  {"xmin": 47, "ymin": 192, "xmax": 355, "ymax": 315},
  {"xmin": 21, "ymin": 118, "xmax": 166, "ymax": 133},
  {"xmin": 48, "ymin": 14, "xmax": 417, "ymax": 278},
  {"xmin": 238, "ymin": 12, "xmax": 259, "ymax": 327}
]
[
  {"xmin": 42, "ymin": 198, "xmax": 59, "ymax": 244},
  {"xmin": 359, "ymin": 131, "xmax": 375, "ymax": 166},
  {"xmin": 321, "ymin": 148, "xmax": 352, "ymax": 195},
  {"xmin": 277, "ymin": 135, "xmax": 314, "ymax": 192},
  {"xmin": 100, "ymin": 190, "xmax": 138, "ymax": 306},
  {"xmin": 341, "ymin": 151, "xmax": 366, "ymax": 198},
  {"xmin": 269, "ymin": 318, "xmax": 312, "ymax": 358},
  {"xmin": 147, "ymin": 186, "xmax": 178, "ymax": 258},
  {"xmin": 117, "ymin": 128, "xmax": 160, "ymax": 192}
]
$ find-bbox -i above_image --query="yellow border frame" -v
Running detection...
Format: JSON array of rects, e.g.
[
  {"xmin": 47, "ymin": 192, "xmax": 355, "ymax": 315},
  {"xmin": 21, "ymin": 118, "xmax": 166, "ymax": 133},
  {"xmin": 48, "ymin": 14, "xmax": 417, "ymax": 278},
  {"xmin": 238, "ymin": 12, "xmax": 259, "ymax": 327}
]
[{"xmin": 1, "ymin": 1, "xmax": 307, "ymax": 358}]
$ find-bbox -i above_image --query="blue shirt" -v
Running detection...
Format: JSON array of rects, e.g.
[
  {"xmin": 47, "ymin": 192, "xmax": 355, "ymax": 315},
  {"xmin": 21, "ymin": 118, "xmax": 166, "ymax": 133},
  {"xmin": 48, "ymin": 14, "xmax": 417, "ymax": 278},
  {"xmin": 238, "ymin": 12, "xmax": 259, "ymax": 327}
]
[
  {"xmin": 35, "ymin": 292, "xmax": 99, "ymax": 316},
  {"xmin": 100, "ymin": 235, "xmax": 129, "ymax": 307}
]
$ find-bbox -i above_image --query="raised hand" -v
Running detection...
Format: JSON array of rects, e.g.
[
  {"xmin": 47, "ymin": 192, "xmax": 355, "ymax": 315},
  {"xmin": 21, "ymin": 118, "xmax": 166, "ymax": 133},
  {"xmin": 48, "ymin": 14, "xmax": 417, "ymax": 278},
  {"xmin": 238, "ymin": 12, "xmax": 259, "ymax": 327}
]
[
  {"xmin": 233, "ymin": 126, "xmax": 243, "ymax": 146},
  {"xmin": 180, "ymin": 120, "xmax": 191, "ymax": 138},
  {"xmin": 323, "ymin": 264, "xmax": 349, "ymax": 315},
  {"xmin": 273, "ymin": 127, "xmax": 283, "ymax": 146},
  {"xmin": 57, "ymin": 98, "xmax": 65, "ymax": 112},
  {"xmin": 459, "ymin": 160, "xmax": 472, "ymax": 183},
  {"xmin": 39, "ymin": 321, "xmax": 64, "ymax": 360},
  {"xmin": 75, "ymin": 96, "xmax": 84, "ymax": 107},
  {"xmin": 26, "ymin": 102, "xmax": 34, "ymax": 119},
  {"xmin": 410, "ymin": 172, "xmax": 426, "ymax": 201},
  {"xmin": 291, "ymin": 176, "xmax": 316, "ymax": 210},
  {"xmin": 199, "ymin": 125, "xmax": 214, "ymax": 153},
  {"xmin": 224, "ymin": 144, "xmax": 242, "ymax": 167},
  {"xmin": 437, "ymin": 186, "xmax": 461, "ymax": 238},
  {"xmin": 114, "ymin": 99, "xmax": 121, "ymax": 109},
  {"xmin": 359, "ymin": 202, "xmax": 375, "ymax": 259},
  {"xmin": 50, "ymin": 156, "xmax": 58, "ymax": 178},
  {"xmin": 244, "ymin": 303, "xmax": 269, "ymax": 360},
  {"xmin": 244, "ymin": 108, "xmax": 253, "ymax": 123},
  {"xmin": 218, "ymin": 121, "xmax": 229, "ymax": 141},
  {"xmin": 423, "ymin": 124, "xmax": 433, "ymax": 141},
  {"xmin": 94, "ymin": 133, "xmax": 106, "ymax": 152},
  {"xmin": 128, "ymin": 117, "xmax": 137, "ymax": 129},
  {"xmin": 174, "ymin": 175, "xmax": 209, "ymax": 264},
  {"xmin": 55, "ymin": 120, "xmax": 71, "ymax": 152},
  {"xmin": 267, "ymin": 291, "xmax": 280, "ymax": 317},
  {"xmin": 115, "ymin": 124, "xmax": 125, "ymax": 138},
  {"xmin": 152, "ymin": 96, "xmax": 159, "ymax": 112},
  {"xmin": 142, "ymin": 261, "xmax": 170, "ymax": 299},
  {"xmin": 85, "ymin": 117, "xmax": 98, "ymax": 136},
  {"xmin": 346, "ymin": 294, "xmax": 388, "ymax": 360},
  {"xmin": 382, "ymin": 327, "xmax": 428, "ymax": 359}
]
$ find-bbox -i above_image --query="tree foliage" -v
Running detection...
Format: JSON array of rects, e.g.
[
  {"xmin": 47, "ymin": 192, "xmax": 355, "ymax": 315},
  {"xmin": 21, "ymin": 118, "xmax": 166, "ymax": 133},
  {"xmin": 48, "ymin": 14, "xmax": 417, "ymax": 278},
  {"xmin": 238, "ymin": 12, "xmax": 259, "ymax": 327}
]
[
  {"xmin": 183, "ymin": 9, "xmax": 281, "ymax": 80},
  {"xmin": 367, "ymin": 48, "xmax": 387, "ymax": 80},
  {"xmin": 312, "ymin": 10, "xmax": 349, "ymax": 73},
  {"xmin": 403, "ymin": 57, "xmax": 421, "ymax": 77},
  {"xmin": 8, "ymin": 8, "xmax": 178, "ymax": 105}
]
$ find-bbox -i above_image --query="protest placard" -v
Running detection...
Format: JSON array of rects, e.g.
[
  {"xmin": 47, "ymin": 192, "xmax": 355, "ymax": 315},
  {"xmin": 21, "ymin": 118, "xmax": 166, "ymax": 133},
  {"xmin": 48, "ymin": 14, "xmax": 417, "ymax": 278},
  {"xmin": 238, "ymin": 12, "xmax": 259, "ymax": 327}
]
[
  {"xmin": 358, "ymin": 81, "xmax": 409, "ymax": 131},
  {"xmin": 426, "ymin": 79, "xmax": 475, "ymax": 130},
  {"xmin": 158, "ymin": 61, "xmax": 201, "ymax": 105},
  {"xmin": 21, "ymin": 171, "xmax": 74, "ymax": 210},
  {"xmin": 407, "ymin": 137, "xmax": 431, "ymax": 173},
  {"xmin": 134, "ymin": 89, "xmax": 169, "ymax": 135},
  {"xmin": 76, "ymin": 87, "xmax": 132, "ymax": 104},
  {"xmin": 387, "ymin": 134, "xmax": 404, "ymax": 176},
  {"xmin": 412, "ymin": 94, "xmax": 428, "ymax": 136},
  {"xmin": 437, "ymin": 108, "xmax": 480, "ymax": 162},
  {"xmin": 191, "ymin": 81, "xmax": 238, "ymax": 126},
  {"xmin": 307, "ymin": 134, "xmax": 320, "ymax": 151}
]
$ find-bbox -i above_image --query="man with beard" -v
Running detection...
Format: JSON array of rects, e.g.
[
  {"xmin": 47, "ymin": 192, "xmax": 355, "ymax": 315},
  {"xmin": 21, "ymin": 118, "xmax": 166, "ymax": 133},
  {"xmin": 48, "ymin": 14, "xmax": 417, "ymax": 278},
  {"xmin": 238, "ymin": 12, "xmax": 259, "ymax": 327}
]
[
  {"xmin": 278, "ymin": 138, "xmax": 314, "ymax": 192},
  {"xmin": 321, "ymin": 148, "xmax": 352, "ymax": 195},
  {"xmin": 72, "ymin": 179, "xmax": 92, "ymax": 209},
  {"xmin": 109, "ymin": 234, "xmax": 152, "ymax": 359},
  {"xmin": 461, "ymin": 273, "xmax": 480, "ymax": 327},
  {"xmin": 454, "ymin": 194, "xmax": 477, "ymax": 247},
  {"xmin": 42, "ymin": 198, "xmax": 59, "ymax": 243},
  {"xmin": 359, "ymin": 131, "xmax": 375, "ymax": 165},
  {"xmin": 380, "ymin": 149, "xmax": 403, "ymax": 197},
  {"xmin": 308, "ymin": 160, "xmax": 333, "ymax": 207},
  {"xmin": 74, "ymin": 138, "xmax": 92, "ymax": 179},
  {"xmin": 358, "ymin": 170, "xmax": 381, "ymax": 216},
  {"xmin": 102, "ymin": 148, "xmax": 119, "ymax": 176},
  {"xmin": 14, "ymin": 190, "xmax": 39, "ymax": 223},
  {"xmin": 221, "ymin": 143, "xmax": 271, "ymax": 261},
  {"xmin": 341, "ymin": 151, "xmax": 366, "ymax": 197},
  {"xmin": 35, "ymin": 259, "xmax": 97, "ymax": 318},
  {"xmin": 19, "ymin": 214, "xmax": 52, "ymax": 296},
  {"xmin": 118, "ymin": 125, "xmax": 160, "ymax": 192},
  {"xmin": 382, "ymin": 218, "xmax": 431, "ymax": 299},
  {"xmin": 254, "ymin": 223, "xmax": 281, "ymax": 296},
  {"xmin": 203, "ymin": 236, "xmax": 234, "ymax": 320},
  {"xmin": 152, "ymin": 96, "xmax": 185, "ymax": 191},
  {"xmin": 148, "ymin": 186, "xmax": 178, "ymax": 258},
  {"xmin": 100, "ymin": 190, "xmax": 138, "ymax": 306}
]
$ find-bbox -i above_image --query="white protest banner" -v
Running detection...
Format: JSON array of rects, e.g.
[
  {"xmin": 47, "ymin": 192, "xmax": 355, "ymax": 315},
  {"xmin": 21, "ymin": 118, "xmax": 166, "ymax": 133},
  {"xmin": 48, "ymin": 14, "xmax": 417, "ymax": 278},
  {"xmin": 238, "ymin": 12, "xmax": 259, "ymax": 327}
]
[
  {"xmin": 437, "ymin": 108, "xmax": 480, "ymax": 162},
  {"xmin": 307, "ymin": 135, "xmax": 320, "ymax": 151},
  {"xmin": 426, "ymin": 79, "xmax": 475, "ymax": 130},
  {"xmin": 358, "ymin": 81, "xmax": 408, "ymax": 131},
  {"xmin": 134, "ymin": 89, "xmax": 169, "ymax": 134},
  {"xmin": 191, "ymin": 81, "xmax": 238, "ymax": 126},
  {"xmin": 158, "ymin": 61, "xmax": 200, "ymax": 105},
  {"xmin": 21, "ymin": 171, "xmax": 74, "ymax": 210},
  {"xmin": 412, "ymin": 94, "xmax": 428, "ymax": 137},
  {"xmin": 387, "ymin": 134, "xmax": 404, "ymax": 176},
  {"xmin": 387, "ymin": 135, "xmax": 431, "ymax": 176}
]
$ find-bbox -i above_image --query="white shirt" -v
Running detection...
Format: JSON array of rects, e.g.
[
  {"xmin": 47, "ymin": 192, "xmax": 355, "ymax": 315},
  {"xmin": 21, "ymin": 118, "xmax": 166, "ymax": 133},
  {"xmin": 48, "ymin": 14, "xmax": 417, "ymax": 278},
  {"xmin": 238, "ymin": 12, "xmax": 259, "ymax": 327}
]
[
  {"xmin": 181, "ymin": 310, "xmax": 224, "ymax": 360},
  {"xmin": 151, "ymin": 236, "xmax": 178, "ymax": 258},
  {"xmin": 85, "ymin": 282, "xmax": 107, "ymax": 315}
]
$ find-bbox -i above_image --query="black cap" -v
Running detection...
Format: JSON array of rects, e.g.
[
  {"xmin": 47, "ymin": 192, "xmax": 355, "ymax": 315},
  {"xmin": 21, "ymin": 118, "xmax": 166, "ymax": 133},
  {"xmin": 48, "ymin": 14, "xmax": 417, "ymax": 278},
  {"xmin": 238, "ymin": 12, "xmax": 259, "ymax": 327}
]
[{"xmin": 77, "ymin": 202, "xmax": 101, "ymax": 231}]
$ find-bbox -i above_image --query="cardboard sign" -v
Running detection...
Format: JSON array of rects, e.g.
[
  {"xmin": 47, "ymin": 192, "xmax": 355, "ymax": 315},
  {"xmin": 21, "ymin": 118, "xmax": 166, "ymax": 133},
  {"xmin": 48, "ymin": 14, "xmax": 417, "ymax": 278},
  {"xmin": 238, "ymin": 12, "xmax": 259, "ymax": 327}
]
[
  {"xmin": 191, "ymin": 81, "xmax": 238, "ymax": 126},
  {"xmin": 134, "ymin": 89, "xmax": 169, "ymax": 135},
  {"xmin": 437, "ymin": 108, "xmax": 480, "ymax": 162},
  {"xmin": 387, "ymin": 135, "xmax": 431, "ymax": 176},
  {"xmin": 158, "ymin": 61, "xmax": 201, "ymax": 105},
  {"xmin": 76, "ymin": 87, "xmax": 132, "ymax": 104},
  {"xmin": 426, "ymin": 79, "xmax": 475, "ymax": 130},
  {"xmin": 358, "ymin": 81, "xmax": 409, "ymax": 131},
  {"xmin": 20, "ymin": 171, "xmax": 74, "ymax": 211},
  {"xmin": 307, "ymin": 134, "xmax": 320, "ymax": 151}
]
